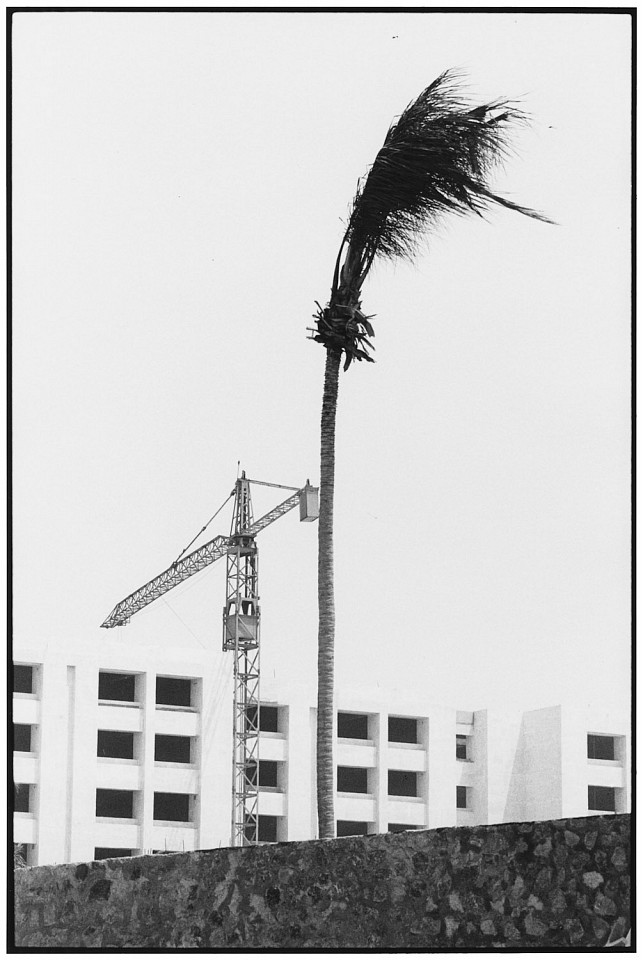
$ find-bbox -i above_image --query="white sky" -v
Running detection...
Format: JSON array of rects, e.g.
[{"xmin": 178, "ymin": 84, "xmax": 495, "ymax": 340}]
[{"xmin": 12, "ymin": 10, "xmax": 631, "ymax": 716}]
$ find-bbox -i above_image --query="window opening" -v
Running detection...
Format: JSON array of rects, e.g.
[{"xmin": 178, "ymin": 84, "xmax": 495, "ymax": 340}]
[
  {"xmin": 337, "ymin": 712, "xmax": 369, "ymax": 739},
  {"xmin": 14, "ymin": 843, "xmax": 35, "ymax": 867},
  {"xmin": 258, "ymin": 815, "xmax": 278, "ymax": 842},
  {"xmin": 588, "ymin": 785, "xmax": 616, "ymax": 812},
  {"xmin": 98, "ymin": 672, "xmax": 137, "ymax": 702},
  {"xmin": 388, "ymin": 716, "xmax": 418, "ymax": 744},
  {"xmin": 156, "ymin": 676, "xmax": 192, "ymax": 707},
  {"xmin": 13, "ymin": 665, "xmax": 34, "ymax": 694},
  {"xmin": 155, "ymin": 734, "xmax": 192, "ymax": 764},
  {"xmin": 456, "ymin": 785, "xmax": 469, "ymax": 809},
  {"xmin": 587, "ymin": 734, "xmax": 616, "ymax": 761},
  {"xmin": 14, "ymin": 724, "xmax": 32, "ymax": 753},
  {"xmin": 97, "ymin": 730, "xmax": 135, "ymax": 759},
  {"xmin": 260, "ymin": 706, "xmax": 279, "ymax": 732},
  {"xmin": 336, "ymin": 820, "xmax": 369, "ymax": 837},
  {"xmin": 246, "ymin": 760, "xmax": 280, "ymax": 788},
  {"xmin": 246, "ymin": 704, "xmax": 280, "ymax": 732},
  {"xmin": 388, "ymin": 823, "xmax": 422, "ymax": 833},
  {"xmin": 154, "ymin": 792, "xmax": 192, "ymax": 822},
  {"xmin": 337, "ymin": 766, "xmax": 369, "ymax": 793},
  {"xmin": 94, "ymin": 848, "xmax": 133, "ymax": 860},
  {"xmin": 96, "ymin": 788, "xmax": 135, "ymax": 819},
  {"xmin": 456, "ymin": 735, "xmax": 470, "ymax": 760},
  {"xmin": 14, "ymin": 783, "xmax": 31, "ymax": 813},
  {"xmin": 258, "ymin": 760, "xmax": 278, "ymax": 788},
  {"xmin": 246, "ymin": 760, "xmax": 258, "ymax": 787},
  {"xmin": 388, "ymin": 770, "xmax": 419, "ymax": 797},
  {"xmin": 245, "ymin": 705, "xmax": 259, "ymax": 735}
]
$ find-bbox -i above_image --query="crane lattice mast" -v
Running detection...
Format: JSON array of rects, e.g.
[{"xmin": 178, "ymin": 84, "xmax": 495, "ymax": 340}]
[
  {"xmin": 100, "ymin": 469, "xmax": 318, "ymax": 848},
  {"xmin": 222, "ymin": 473, "xmax": 261, "ymax": 845}
]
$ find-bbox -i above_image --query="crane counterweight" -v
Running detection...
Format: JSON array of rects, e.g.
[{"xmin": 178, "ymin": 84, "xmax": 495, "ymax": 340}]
[{"xmin": 299, "ymin": 484, "xmax": 320, "ymax": 522}]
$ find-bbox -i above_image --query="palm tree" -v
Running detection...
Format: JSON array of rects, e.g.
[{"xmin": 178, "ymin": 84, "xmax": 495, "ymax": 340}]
[
  {"xmin": 310, "ymin": 70, "xmax": 551, "ymax": 840},
  {"xmin": 14, "ymin": 844, "xmax": 27, "ymax": 868}
]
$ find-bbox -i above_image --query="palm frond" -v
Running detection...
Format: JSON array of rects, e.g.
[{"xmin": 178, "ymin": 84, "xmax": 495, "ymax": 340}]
[
  {"xmin": 338, "ymin": 70, "xmax": 553, "ymax": 299},
  {"xmin": 312, "ymin": 70, "xmax": 551, "ymax": 365}
]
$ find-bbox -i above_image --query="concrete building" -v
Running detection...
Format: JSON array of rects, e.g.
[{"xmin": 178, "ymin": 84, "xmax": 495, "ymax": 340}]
[{"xmin": 13, "ymin": 639, "xmax": 630, "ymax": 867}]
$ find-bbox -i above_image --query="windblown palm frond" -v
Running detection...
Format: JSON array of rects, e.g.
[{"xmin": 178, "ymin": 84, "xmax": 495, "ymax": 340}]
[
  {"xmin": 337, "ymin": 70, "xmax": 552, "ymax": 300},
  {"xmin": 309, "ymin": 70, "xmax": 552, "ymax": 370}
]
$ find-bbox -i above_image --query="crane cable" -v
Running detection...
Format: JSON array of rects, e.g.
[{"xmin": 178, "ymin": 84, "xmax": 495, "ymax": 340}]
[
  {"xmin": 161, "ymin": 597, "xmax": 209, "ymax": 651},
  {"xmin": 173, "ymin": 491, "xmax": 234, "ymax": 565}
]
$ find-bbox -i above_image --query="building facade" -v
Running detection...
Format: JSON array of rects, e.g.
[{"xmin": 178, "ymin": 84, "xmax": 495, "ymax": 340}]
[{"xmin": 13, "ymin": 640, "xmax": 630, "ymax": 867}]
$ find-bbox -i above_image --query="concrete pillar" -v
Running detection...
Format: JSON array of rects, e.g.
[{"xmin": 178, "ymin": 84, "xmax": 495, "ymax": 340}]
[
  {"xmin": 285, "ymin": 694, "xmax": 315, "ymax": 841},
  {"xmin": 67, "ymin": 662, "xmax": 100, "ymax": 864},
  {"xmin": 477, "ymin": 708, "xmax": 530, "ymax": 825},
  {"xmin": 198, "ymin": 661, "xmax": 233, "ymax": 850},
  {"xmin": 374, "ymin": 711, "xmax": 388, "ymax": 834},
  {"xmin": 426, "ymin": 705, "xmax": 456, "ymax": 828},
  {"xmin": 471, "ymin": 709, "xmax": 490, "ymax": 824},
  {"xmin": 37, "ymin": 659, "xmax": 71, "ymax": 865},
  {"xmin": 522, "ymin": 707, "xmax": 563, "ymax": 822},
  {"xmin": 140, "ymin": 673, "xmax": 156, "ymax": 853}
]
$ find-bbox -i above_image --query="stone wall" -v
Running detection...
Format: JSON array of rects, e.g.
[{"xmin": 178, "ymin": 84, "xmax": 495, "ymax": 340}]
[{"xmin": 14, "ymin": 814, "xmax": 630, "ymax": 949}]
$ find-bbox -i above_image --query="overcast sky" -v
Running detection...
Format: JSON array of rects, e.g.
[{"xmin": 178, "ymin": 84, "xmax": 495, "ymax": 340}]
[{"xmin": 12, "ymin": 10, "xmax": 631, "ymax": 717}]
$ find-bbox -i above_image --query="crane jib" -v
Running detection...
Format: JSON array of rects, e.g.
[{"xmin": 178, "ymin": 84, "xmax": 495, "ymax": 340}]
[
  {"xmin": 99, "ymin": 489, "xmax": 305, "ymax": 629},
  {"xmin": 100, "ymin": 535, "xmax": 230, "ymax": 628}
]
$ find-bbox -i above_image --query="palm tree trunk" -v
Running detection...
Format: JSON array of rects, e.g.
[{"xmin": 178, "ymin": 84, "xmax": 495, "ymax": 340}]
[{"xmin": 316, "ymin": 344, "xmax": 341, "ymax": 839}]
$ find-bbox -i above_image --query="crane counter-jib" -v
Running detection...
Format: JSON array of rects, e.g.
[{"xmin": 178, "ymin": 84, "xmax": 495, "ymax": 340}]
[{"xmin": 100, "ymin": 485, "xmax": 317, "ymax": 629}]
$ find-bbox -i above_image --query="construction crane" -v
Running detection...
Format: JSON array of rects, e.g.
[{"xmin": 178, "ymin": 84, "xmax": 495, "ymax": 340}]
[{"xmin": 101, "ymin": 470, "xmax": 318, "ymax": 847}]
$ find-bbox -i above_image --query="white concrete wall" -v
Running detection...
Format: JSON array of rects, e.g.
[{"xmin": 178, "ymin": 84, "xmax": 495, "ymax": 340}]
[
  {"xmin": 455, "ymin": 718, "xmax": 477, "ymax": 826},
  {"xmin": 472, "ymin": 708, "xmax": 527, "ymax": 825},
  {"xmin": 261, "ymin": 681, "xmax": 314, "ymax": 841},
  {"xmin": 68, "ymin": 661, "xmax": 103, "ymax": 863},
  {"xmin": 425, "ymin": 704, "xmax": 456, "ymax": 829},
  {"xmin": 13, "ymin": 640, "xmax": 631, "ymax": 866},
  {"xmin": 13, "ymin": 652, "xmax": 46, "ymax": 865},
  {"xmin": 477, "ymin": 706, "xmax": 564, "ymax": 825},
  {"xmin": 561, "ymin": 704, "xmax": 631, "ymax": 818},
  {"xmin": 199, "ymin": 652, "xmax": 234, "ymax": 852},
  {"xmin": 520, "ymin": 707, "xmax": 564, "ymax": 822},
  {"xmin": 335, "ymin": 689, "xmax": 431, "ymax": 833},
  {"xmin": 35, "ymin": 655, "xmax": 74, "ymax": 865},
  {"xmin": 13, "ymin": 638, "xmax": 238, "ymax": 864}
]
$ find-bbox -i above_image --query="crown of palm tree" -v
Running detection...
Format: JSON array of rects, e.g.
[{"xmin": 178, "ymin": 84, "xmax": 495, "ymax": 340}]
[{"xmin": 311, "ymin": 70, "xmax": 552, "ymax": 370}]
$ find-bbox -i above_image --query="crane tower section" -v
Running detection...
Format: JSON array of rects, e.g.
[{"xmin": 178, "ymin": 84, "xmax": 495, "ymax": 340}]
[
  {"xmin": 223, "ymin": 473, "xmax": 261, "ymax": 845},
  {"xmin": 100, "ymin": 468, "xmax": 318, "ymax": 848}
]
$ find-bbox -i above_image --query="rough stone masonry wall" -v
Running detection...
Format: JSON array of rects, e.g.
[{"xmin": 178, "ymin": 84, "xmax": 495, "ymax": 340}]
[{"xmin": 14, "ymin": 814, "xmax": 630, "ymax": 949}]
